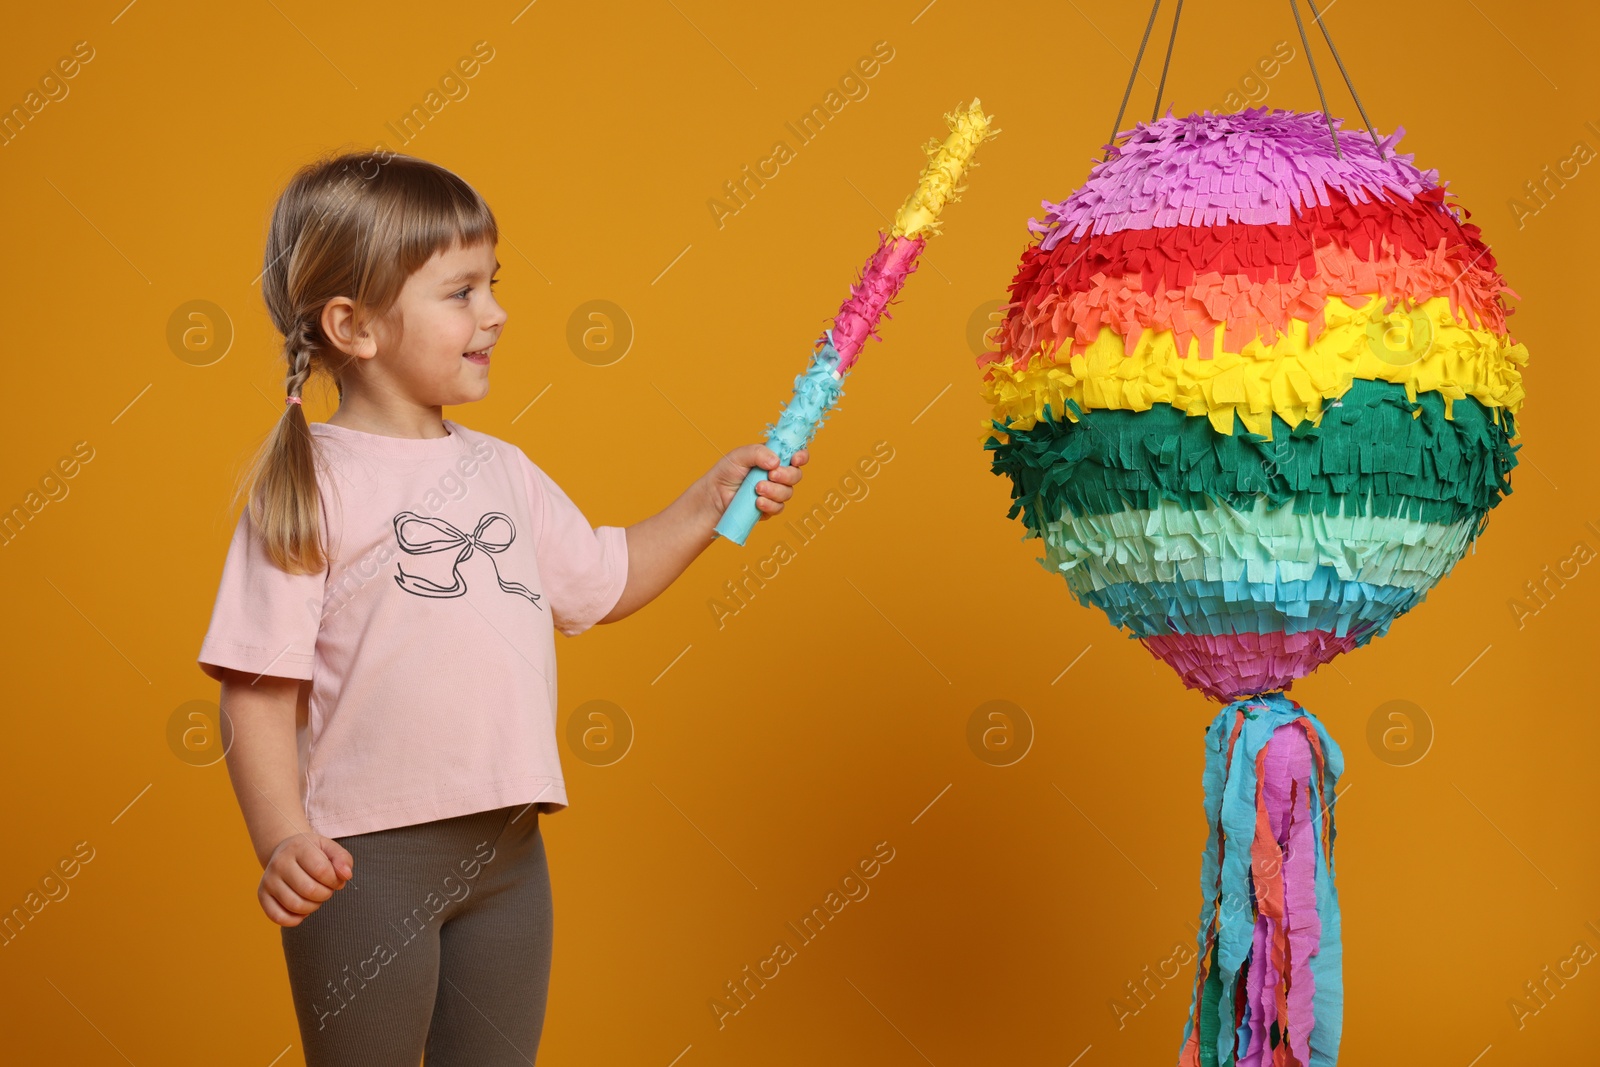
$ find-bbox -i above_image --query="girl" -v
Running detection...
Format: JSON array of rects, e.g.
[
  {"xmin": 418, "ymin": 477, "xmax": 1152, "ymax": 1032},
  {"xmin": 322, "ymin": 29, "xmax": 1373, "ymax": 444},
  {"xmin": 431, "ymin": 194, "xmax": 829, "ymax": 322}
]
[{"xmin": 196, "ymin": 152, "xmax": 808, "ymax": 1065}]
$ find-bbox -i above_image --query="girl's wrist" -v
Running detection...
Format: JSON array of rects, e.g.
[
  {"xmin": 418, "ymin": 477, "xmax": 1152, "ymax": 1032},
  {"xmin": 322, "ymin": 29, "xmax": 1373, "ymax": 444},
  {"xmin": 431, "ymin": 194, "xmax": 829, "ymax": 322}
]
[
  {"xmin": 692, "ymin": 473, "xmax": 726, "ymax": 536},
  {"xmin": 253, "ymin": 819, "xmax": 316, "ymax": 868}
]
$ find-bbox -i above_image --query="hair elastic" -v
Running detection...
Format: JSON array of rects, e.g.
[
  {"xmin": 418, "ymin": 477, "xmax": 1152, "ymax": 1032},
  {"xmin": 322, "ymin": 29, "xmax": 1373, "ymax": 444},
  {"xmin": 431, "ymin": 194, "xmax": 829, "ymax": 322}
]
[{"xmin": 286, "ymin": 396, "xmax": 303, "ymax": 406}]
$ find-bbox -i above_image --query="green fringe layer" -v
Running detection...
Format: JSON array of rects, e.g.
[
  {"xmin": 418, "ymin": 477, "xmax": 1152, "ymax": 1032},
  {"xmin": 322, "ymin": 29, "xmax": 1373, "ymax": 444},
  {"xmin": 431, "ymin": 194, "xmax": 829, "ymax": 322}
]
[{"xmin": 985, "ymin": 378, "xmax": 1518, "ymax": 536}]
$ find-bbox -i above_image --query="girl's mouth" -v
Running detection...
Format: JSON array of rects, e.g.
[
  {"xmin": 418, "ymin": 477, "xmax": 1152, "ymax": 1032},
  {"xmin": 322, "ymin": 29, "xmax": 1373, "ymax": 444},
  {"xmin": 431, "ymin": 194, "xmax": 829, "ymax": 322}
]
[{"xmin": 463, "ymin": 346, "xmax": 492, "ymax": 366}]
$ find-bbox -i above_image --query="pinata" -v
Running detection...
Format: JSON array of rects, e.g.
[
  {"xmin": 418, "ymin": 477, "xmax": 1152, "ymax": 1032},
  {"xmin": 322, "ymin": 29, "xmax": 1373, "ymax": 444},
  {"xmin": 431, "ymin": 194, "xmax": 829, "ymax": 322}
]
[{"xmin": 980, "ymin": 107, "xmax": 1527, "ymax": 1065}]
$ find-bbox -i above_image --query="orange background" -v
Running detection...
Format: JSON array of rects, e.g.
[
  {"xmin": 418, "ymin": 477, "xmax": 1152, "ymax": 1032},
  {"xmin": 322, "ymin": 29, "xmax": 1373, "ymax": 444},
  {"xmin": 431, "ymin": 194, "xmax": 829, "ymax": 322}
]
[{"xmin": 2, "ymin": 1, "xmax": 1596, "ymax": 1063}]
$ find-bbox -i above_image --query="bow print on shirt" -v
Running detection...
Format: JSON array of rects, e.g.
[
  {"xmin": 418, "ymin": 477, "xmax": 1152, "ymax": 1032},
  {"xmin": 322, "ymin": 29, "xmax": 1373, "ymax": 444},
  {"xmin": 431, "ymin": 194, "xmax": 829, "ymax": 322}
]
[{"xmin": 391, "ymin": 511, "xmax": 543, "ymax": 608}]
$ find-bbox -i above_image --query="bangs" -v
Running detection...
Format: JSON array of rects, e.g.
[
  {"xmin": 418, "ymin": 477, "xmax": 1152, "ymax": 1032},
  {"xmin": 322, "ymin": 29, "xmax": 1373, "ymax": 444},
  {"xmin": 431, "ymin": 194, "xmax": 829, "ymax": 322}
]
[
  {"xmin": 393, "ymin": 162, "xmax": 499, "ymax": 269},
  {"xmin": 351, "ymin": 155, "xmax": 499, "ymax": 311}
]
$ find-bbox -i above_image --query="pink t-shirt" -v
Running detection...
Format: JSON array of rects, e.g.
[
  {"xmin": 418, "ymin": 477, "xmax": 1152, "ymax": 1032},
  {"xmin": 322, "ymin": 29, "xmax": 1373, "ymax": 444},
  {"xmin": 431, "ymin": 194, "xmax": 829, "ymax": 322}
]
[{"xmin": 197, "ymin": 418, "xmax": 629, "ymax": 838}]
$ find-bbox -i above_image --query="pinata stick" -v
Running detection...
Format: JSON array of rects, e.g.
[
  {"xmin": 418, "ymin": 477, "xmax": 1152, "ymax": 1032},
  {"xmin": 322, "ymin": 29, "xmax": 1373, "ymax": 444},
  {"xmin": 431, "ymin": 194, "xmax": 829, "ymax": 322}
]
[{"xmin": 713, "ymin": 99, "xmax": 995, "ymax": 546}]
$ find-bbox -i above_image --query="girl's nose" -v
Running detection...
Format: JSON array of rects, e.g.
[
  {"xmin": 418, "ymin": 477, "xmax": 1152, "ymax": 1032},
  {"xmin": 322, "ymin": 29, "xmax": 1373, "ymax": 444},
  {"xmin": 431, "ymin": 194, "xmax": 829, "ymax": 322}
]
[{"xmin": 486, "ymin": 297, "xmax": 508, "ymax": 330}]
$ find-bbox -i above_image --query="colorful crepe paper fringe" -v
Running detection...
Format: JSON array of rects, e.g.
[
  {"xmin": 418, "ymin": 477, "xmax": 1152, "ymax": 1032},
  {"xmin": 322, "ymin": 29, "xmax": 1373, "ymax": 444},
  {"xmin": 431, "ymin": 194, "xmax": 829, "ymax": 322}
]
[
  {"xmin": 1041, "ymin": 497, "xmax": 1478, "ymax": 595},
  {"xmin": 1034, "ymin": 491, "xmax": 1481, "ymax": 699},
  {"xmin": 988, "ymin": 379, "xmax": 1518, "ymax": 532},
  {"xmin": 989, "ymin": 186, "xmax": 1514, "ymax": 360},
  {"xmin": 1031, "ymin": 109, "xmax": 1431, "ymax": 243},
  {"xmin": 1144, "ymin": 634, "xmax": 1357, "ymax": 705},
  {"xmin": 714, "ymin": 99, "xmax": 994, "ymax": 545},
  {"xmin": 1013, "ymin": 185, "xmax": 1502, "ymax": 314},
  {"xmin": 1178, "ymin": 693, "xmax": 1344, "ymax": 1067},
  {"xmin": 978, "ymin": 113, "xmax": 1526, "ymax": 691},
  {"xmin": 980, "ymin": 293, "xmax": 1527, "ymax": 438},
  {"xmin": 981, "ymin": 108, "xmax": 1528, "ymax": 1065},
  {"xmin": 827, "ymin": 233, "xmax": 927, "ymax": 377}
]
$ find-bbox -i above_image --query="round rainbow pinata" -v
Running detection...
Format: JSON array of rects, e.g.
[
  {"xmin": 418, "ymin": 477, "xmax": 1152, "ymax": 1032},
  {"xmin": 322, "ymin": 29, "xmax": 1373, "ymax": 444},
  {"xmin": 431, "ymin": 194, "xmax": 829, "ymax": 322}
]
[
  {"xmin": 978, "ymin": 108, "xmax": 1528, "ymax": 1066},
  {"xmin": 982, "ymin": 108, "xmax": 1525, "ymax": 702}
]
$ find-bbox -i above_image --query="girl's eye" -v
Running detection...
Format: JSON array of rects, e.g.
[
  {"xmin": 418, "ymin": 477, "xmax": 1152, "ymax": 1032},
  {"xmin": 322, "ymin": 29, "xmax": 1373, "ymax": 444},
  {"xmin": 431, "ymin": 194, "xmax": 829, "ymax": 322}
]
[{"xmin": 452, "ymin": 279, "xmax": 498, "ymax": 299}]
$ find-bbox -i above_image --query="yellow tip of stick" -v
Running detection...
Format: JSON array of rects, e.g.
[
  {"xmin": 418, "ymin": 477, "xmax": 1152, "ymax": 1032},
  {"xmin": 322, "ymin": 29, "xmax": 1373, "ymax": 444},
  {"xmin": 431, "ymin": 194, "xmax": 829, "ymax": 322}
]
[{"xmin": 890, "ymin": 98, "xmax": 998, "ymax": 240}]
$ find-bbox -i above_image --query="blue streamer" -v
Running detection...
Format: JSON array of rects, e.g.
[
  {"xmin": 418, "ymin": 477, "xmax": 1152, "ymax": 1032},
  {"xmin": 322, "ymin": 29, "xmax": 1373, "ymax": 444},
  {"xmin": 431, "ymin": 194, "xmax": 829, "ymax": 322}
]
[{"xmin": 1305, "ymin": 717, "xmax": 1345, "ymax": 1067}]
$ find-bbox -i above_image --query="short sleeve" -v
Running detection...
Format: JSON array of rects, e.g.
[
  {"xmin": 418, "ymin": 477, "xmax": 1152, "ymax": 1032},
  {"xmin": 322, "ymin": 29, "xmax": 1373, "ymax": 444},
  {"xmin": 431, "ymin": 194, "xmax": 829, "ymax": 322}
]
[
  {"xmin": 523, "ymin": 456, "xmax": 630, "ymax": 637},
  {"xmin": 197, "ymin": 506, "xmax": 327, "ymax": 682}
]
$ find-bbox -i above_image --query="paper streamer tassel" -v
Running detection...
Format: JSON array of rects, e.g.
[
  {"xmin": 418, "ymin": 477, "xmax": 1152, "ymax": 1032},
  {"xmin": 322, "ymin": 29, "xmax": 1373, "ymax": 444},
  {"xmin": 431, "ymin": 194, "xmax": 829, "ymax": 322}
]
[{"xmin": 1178, "ymin": 693, "xmax": 1344, "ymax": 1067}]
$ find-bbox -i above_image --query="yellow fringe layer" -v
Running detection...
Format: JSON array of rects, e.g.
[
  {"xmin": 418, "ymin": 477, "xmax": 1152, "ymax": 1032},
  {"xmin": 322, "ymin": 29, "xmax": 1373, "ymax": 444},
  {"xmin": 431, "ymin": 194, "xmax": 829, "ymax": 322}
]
[{"xmin": 978, "ymin": 294, "xmax": 1528, "ymax": 438}]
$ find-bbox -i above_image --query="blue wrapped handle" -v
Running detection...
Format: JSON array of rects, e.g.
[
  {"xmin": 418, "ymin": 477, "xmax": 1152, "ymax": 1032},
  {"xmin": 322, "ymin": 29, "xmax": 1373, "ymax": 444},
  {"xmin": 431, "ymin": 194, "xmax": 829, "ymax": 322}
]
[{"xmin": 714, "ymin": 333, "xmax": 848, "ymax": 546}]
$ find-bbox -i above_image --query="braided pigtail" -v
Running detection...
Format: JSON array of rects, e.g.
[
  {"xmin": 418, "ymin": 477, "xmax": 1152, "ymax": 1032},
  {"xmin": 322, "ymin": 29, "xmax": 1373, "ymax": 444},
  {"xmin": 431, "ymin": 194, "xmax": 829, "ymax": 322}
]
[{"xmin": 231, "ymin": 316, "xmax": 326, "ymax": 573}]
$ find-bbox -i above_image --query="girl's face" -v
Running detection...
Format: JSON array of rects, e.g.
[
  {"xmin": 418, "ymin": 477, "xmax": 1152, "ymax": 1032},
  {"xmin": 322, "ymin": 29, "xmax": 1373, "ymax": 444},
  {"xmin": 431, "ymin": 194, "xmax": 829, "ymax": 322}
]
[{"xmin": 371, "ymin": 238, "xmax": 506, "ymax": 407}]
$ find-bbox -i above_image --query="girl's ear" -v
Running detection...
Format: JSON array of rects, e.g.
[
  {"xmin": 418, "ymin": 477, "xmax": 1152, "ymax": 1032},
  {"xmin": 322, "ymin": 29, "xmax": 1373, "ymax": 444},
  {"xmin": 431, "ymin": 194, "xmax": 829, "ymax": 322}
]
[{"xmin": 320, "ymin": 297, "xmax": 380, "ymax": 361}]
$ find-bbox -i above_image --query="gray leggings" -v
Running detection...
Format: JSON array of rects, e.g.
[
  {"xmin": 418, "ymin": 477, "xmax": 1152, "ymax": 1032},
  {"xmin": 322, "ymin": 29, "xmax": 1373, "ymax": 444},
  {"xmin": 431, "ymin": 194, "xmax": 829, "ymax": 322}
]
[{"xmin": 280, "ymin": 804, "xmax": 552, "ymax": 1066}]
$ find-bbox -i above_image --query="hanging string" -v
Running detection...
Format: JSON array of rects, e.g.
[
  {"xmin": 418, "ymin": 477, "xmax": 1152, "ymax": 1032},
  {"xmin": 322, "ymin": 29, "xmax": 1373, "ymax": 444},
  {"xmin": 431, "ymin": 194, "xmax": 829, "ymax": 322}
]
[
  {"xmin": 1306, "ymin": 0, "xmax": 1386, "ymax": 160},
  {"xmin": 1287, "ymin": 0, "xmax": 1339, "ymax": 158},
  {"xmin": 1104, "ymin": 0, "xmax": 1163, "ymax": 161},
  {"xmin": 1100, "ymin": 0, "xmax": 1385, "ymax": 165},
  {"xmin": 1151, "ymin": 0, "xmax": 1185, "ymax": 123}
]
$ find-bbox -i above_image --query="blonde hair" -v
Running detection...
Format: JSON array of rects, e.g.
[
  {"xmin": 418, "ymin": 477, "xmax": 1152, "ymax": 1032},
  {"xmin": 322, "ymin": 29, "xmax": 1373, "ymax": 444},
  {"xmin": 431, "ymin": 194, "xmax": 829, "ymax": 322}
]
[{"xmin": 238, "ymin": 151, "xmax": 498, "ymax": 574}]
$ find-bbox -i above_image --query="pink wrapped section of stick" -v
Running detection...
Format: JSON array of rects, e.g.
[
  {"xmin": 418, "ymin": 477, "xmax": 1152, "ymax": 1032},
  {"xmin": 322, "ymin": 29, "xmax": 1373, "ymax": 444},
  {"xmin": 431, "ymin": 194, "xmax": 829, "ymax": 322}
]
[{"xmin": 830, "ymin": 233, "xmax": 927, "ymax": 374}]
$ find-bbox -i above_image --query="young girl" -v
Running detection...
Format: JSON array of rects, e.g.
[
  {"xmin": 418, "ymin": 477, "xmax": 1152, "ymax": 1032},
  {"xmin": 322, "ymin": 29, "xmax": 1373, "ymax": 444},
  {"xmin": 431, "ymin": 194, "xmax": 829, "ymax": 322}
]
[{"xmin": 196, "ymin": 152, "xmax": 808, "ymax": 1065}]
